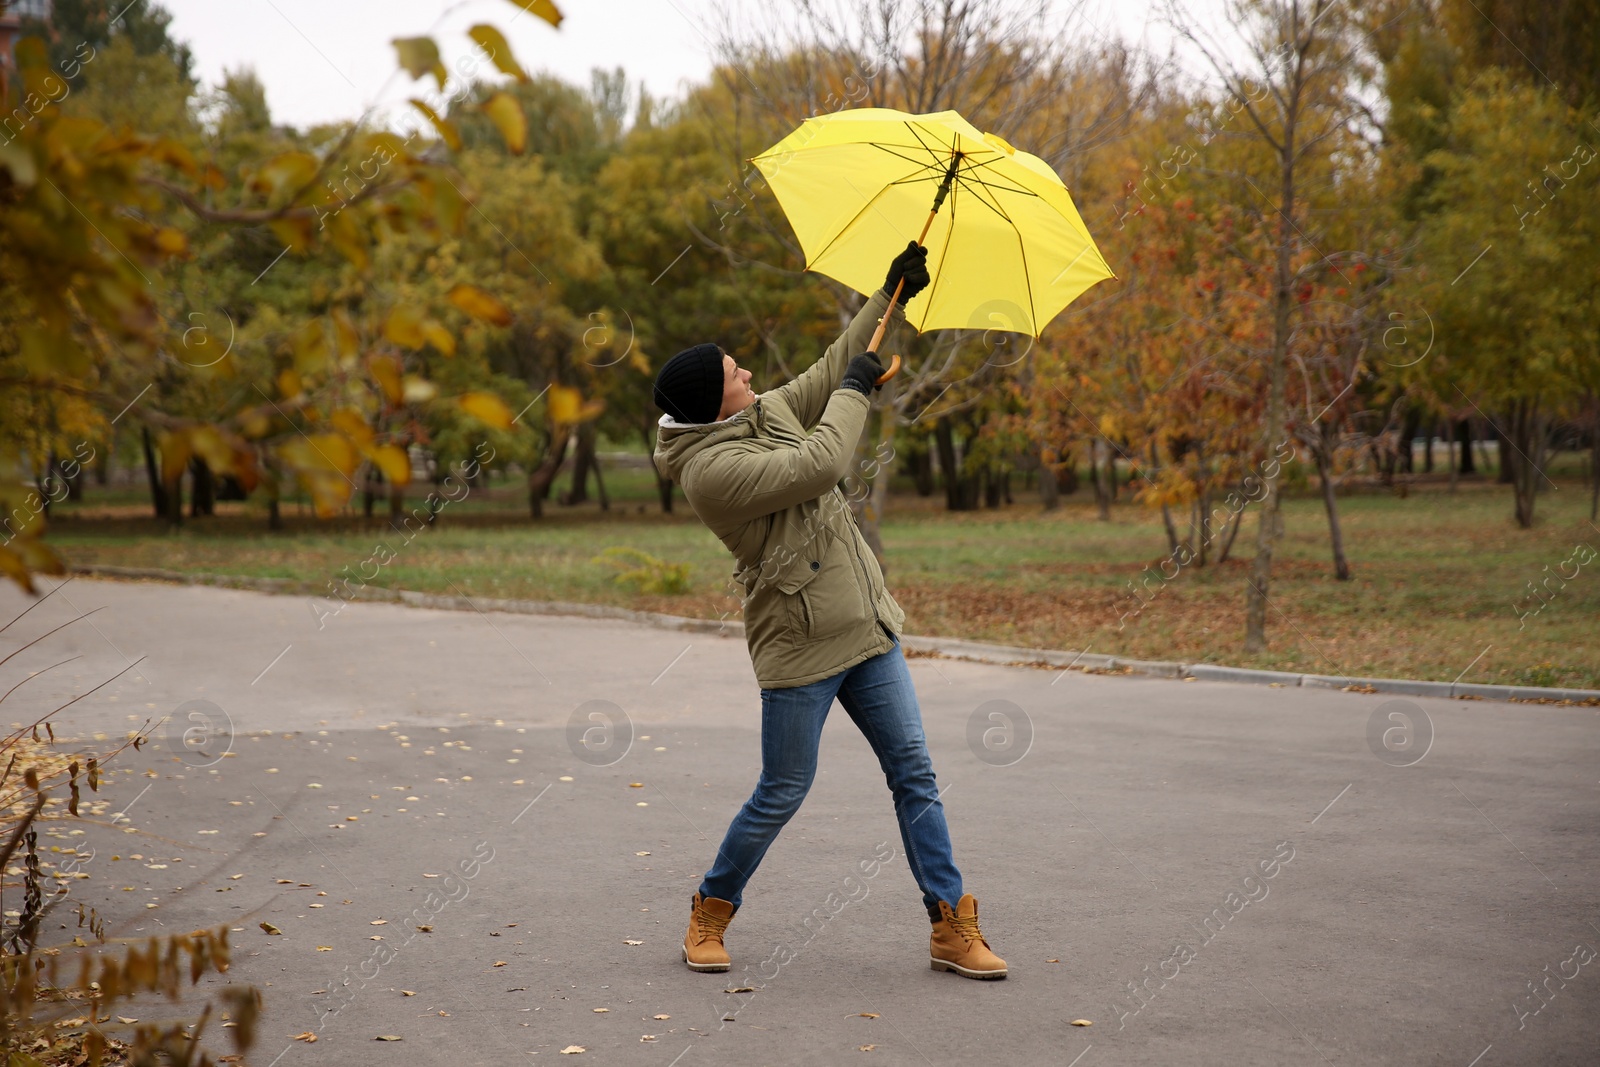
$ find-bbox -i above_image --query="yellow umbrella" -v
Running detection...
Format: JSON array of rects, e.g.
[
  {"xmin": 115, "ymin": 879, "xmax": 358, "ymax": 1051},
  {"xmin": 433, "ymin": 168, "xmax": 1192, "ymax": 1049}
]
[{"xmin": 750, "ymin": 107, "xmax": 1115, "ymax": 376}]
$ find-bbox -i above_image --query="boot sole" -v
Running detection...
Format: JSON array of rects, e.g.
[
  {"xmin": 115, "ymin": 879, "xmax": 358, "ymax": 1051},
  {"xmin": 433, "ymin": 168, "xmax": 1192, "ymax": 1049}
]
[
  {"xmin": 931, "ymin": 957, "xmax": 1007, "ymax": 980},
  {"xmin": 683, "ymin": 944, "xmax": 730, "ymax": 973}
]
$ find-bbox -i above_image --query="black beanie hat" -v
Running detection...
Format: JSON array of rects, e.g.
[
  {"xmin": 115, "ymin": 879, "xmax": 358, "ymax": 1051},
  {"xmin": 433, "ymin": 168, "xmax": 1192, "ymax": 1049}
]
[{"xmin": 654, "ymin": 343, "xmax": 725, "ymax": 424}]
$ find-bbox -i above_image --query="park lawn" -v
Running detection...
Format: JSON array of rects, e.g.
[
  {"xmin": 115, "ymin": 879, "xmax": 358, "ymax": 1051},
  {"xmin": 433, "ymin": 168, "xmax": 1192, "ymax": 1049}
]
[{"xmin": 39, "ymin": 469, "xmax": 1600, "ymax": 690}]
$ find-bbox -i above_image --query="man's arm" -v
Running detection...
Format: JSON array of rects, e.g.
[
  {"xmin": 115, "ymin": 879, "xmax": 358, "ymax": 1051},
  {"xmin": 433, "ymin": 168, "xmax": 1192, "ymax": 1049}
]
[
  {"xmin": 766, "ymin": 288, "xmax": 906, "ymax": 432},
  {"xmin": 690, "ymin": 388, "xmax": 870, "ymax": 526}
]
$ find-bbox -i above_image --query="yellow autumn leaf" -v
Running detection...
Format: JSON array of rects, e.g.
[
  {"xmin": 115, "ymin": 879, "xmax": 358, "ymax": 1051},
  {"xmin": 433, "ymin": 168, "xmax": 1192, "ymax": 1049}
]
[
  {"xmin": 330, "ymin": 408, "xmax": 373, "ymax": 444},
  {"xmin": 369, "ymin": 355, "xmax": 403, "ymax": 405},
  {"xmin": 0, "ymin": 140, "xmax": 37, "ymax": 187},
  {"xmin": 508, "ymin": 0, "xmax": 564, "ymax": 28},
  {"xmin": 281, "ymin": 434, "xmax": 360, "ymax": 478},
  {"xmin": 277, "ymin": 368, "xmax": 302, "ymax": 400},
  {"xmin": 293, "ymin": 318, "xmax": 330, "ymax": 376},
  {"xmin": 366, "ymin": 444, "xmax": 412, "ymax": 487},
  {"xmin": 468, "ymin": 25, "xmax": 529, "ymax": 81},
  {"xmin": 331, "ymin": 308, "xmax": 360, "ymax": 358},
  {"xmin": 0, "ymin": 546, "xmax": 36, "ymax": 595},
  {"xmin": 392, "ymin": 36, "xmax": 446, "ymax": 89},
  {"xmin": 481, "ymin": 92, "xmax": 528, "ymax": 155},
  {"xmin": 153, "ymin": 227, "xmax": 187, "ymax": 255},
  {"xmin": 385, "ymin": 305, "xmax": 427, "ymax": 349},
  {"xmin": 189, "ymin": 425, "xmax": 236, "ymax": 474},
  {"xmin": 269, "ymin": 216, "xmax": 314, "ymax": 253},
  {"xmin": 421, "ymin": 320, "xmax": 456, "ymax": 357},
  {"xmin": 546, "ymin": 384, "xmax": 580, "ymax": 424},
  {"xmin": 548, "ymin": 384, "xmax": 604, "ymax": 425},
  {"xmin": 325, "ymin": 209, "xmax": 369, "ymax": 272},
  {"xmin": 253, "ymin": 152, "xmax": 317, "ymax": 200},
  {"xmin": 458, "ymin": 391, "xmax": 514, "ymax": 429},
  {"xmin": 448, "ymin": 283, "xmax": 513, "ymax": 327},
  {"xmin": 158, "ymin": 428, "xmax": 193, "ymax": 486},
  {"xmin": 409, "ymin": 99, "xmax": 461, "ymax": 151}
]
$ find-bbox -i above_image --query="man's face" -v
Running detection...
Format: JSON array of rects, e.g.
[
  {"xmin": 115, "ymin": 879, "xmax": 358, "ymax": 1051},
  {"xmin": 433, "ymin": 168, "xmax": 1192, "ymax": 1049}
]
[{"xmin": 717, "ymin": 351, "xmax": 756, "ymax": 420}]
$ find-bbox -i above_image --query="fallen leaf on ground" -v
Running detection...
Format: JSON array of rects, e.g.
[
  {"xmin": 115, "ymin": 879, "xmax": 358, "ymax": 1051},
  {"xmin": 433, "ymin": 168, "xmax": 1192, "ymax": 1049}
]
[
  {"xmin": 374, "ymin": 1035, "xmax": 403, "ymax": 1041},
  {"xmin": 316, "ymin": 946, "xmax": 332, "ymax": 952},
  {"xmin": 1047, "ymin": 958, "xmax": 1060, "ymax": 963},
  {"xmin": 416, "ymin": 924, "xmax": 433, "ymax": 932},
  {"xmin": 635, "ymin": 852, "xmax": 650, "ymax": 856},
  {"xmin": 260, "ymin": 922, "xmax": 282, "ymax": 935},
  {"xmin": 276, "ymin": 879, "xmax": 293, "ymax": 885},
  {"xmin": 401, "ymin": 991, "xmax": 416, "ymax": 997},
  {"xmin": 623, "ymin": 940, "xmax": 643, "ymax": 946},
  {"xmin": 723, "ymin": 987, "xmax": 755, "ymax": 994},
  {"xmin": 592, "ymin": 1007, "xmax": 608, "ymax": 1012},
  {"xmin": 1071, "ymin": 1019, "xmax": 1093, "ymax": 1027},
  {"xmin": 628, "ymin": 783, "xmax": 643, "ymax": 788},
  {"xmin": 370, "ymin": 920, "xmax": 388, "ymax": 925},
  {"xmin": 116, "ymin": 1016, "xmax": 138, "ymax": 1024},
  {"xmin": 859, "ymin": 1045, "xmax": 876, "ymax": 1052},
  {"xmin": 559, "ymin": 1046, "xmax": 585, "ymax": 1055},
  {"xmin": 857, "ymin": 1012, "xmax": 879, "ymax": 1018},
  {"xmin": 653, "ymin": 1014, "xmax": 670, "ymax": 1020},
  {"xmin": 494, "ymin": 961, "xmax": 508, "ymax": 967},
  {"xmin": 294, "ymin": 1032, "xmax": 316, "ymax": 1043}
]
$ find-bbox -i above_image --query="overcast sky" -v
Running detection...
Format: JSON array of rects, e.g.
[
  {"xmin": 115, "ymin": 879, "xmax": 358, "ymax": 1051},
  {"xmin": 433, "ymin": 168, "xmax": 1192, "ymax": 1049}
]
[{"xmin": 152, "ymin": 0, "xmax": 1228, "ymax": 132}]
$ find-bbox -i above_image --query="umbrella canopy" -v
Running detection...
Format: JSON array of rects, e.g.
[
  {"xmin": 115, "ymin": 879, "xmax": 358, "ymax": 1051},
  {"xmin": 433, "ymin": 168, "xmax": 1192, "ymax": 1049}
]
[{"xmin": 750, "ymin": 107, "xmax": 1115, "ymax": 341}]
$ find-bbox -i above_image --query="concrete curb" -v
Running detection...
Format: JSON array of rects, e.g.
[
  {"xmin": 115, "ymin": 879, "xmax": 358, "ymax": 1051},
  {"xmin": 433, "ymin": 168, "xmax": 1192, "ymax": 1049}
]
[{"xmin": 66, "ymin": 565, "xmax": 1600, "ymax": 705}]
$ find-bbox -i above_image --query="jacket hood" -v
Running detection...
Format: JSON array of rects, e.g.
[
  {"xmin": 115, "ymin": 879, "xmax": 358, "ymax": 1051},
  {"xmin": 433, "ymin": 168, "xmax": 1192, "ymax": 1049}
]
[{"xmin": 652, "ymin": 397, "xmax": 761, "ymax": 483}]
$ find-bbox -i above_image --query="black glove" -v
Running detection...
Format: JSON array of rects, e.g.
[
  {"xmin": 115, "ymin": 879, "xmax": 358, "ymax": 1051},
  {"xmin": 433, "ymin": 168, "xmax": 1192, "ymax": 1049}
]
[
  {"xmin": 841, "ymin": 351, "xmax": 884, "ymax": 396},
  {"xmin": 882, "ymin": 240, "xmax": 930, "ymax": 303}
]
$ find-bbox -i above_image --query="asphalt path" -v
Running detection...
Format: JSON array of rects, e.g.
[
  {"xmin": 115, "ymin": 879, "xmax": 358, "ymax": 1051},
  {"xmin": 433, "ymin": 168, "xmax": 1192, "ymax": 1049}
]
[{"xmin": 2, "ymin": 577, "xmax": 1596, "ymax": 1066}]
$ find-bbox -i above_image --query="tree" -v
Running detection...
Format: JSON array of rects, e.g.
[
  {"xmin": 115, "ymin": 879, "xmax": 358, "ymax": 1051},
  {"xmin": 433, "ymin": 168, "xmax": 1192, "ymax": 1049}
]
[
  {"xmin": 1166, "ymin": 0, "xmax": 1372, "ymax": 650},
  {"xmin": 1413, "ymin": 69, "xmax": 1595, "ymax": 528},
  {"xmin": 1, "ymin": 0, "xmax": 569, "ymax": 585}
]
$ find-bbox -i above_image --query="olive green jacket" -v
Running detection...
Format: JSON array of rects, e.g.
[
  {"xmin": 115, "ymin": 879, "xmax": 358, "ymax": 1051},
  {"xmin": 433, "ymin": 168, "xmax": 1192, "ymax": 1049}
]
[{"xmin": 652, "ymin": 289, "xmax": 909, "ymax": 689}]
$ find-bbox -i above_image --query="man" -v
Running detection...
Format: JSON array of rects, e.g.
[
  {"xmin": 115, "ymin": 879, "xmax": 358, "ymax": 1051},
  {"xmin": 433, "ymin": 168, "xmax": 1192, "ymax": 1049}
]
[{"xmin": 650, "ymin": 241, "xmax": 1006, "ymax": 981}]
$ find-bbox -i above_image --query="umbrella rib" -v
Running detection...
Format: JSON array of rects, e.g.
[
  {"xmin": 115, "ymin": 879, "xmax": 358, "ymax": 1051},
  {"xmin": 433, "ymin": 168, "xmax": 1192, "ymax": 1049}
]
[
  {"xmin": 956, "ymin": 166, "xmax": 1040, "ymax": 199},
  {"xmin": 955, "ymin": 172, "xmax": 1039, "ymax": 338},
  {"xmin": 953, "ymin": 174, "xmax": 1022, "ymax": 228},
  {"xmin": 1016, "ymin": 214, "xmax": 1039, "ymax": 339},
  {"xmin": 865, "ymin": 144, "xmax": 957, "ymax": 179},
  {"xmin": 903, "ymin": 119, "xmax": 954, "ymax": 162}
]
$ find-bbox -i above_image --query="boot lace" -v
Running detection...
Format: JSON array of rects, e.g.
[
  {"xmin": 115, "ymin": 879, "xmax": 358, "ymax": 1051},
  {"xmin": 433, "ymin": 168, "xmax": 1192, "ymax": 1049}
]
[
  {"xmin": 948, "ymin": 911, "xmax": 988, "ymax": 947},
  {"xmin": 695, "ymin": 907, "xmax": 732, "ymax": 945}
]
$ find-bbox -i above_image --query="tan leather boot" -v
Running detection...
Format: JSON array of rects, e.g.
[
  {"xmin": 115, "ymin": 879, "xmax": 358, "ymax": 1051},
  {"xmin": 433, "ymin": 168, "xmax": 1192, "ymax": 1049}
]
[
  {"xmin": 682, "ymin": 892, "xmax": 736, "ymax": 972},
  {"xmin": 930, "ymin": 894, "xmax": 1007, "ymax": 979}
]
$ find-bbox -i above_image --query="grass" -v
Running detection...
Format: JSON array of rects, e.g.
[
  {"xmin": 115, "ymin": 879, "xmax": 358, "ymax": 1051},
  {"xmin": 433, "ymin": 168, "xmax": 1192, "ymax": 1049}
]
[{"xmin": 35, "ymin": 461, "xmax": 1600, "ymax": 690}]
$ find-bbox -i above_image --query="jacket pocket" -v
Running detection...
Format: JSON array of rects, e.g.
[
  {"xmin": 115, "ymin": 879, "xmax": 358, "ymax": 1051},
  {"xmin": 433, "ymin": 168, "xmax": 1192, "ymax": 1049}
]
[{"xmin": 783, "ymin": 528, "xmax": 856, "ymax": 641}]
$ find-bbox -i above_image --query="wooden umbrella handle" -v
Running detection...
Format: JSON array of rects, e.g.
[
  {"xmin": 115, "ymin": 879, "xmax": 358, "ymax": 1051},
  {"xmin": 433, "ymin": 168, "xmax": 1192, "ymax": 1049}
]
[{"xmin": 867, "ymin": 200, "xmax": 943, "ymax": 379}]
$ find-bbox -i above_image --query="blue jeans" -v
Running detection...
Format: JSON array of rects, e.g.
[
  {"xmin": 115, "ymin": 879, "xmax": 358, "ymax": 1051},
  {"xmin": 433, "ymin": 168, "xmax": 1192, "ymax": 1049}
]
[{"xmin": 698, "ymin": 630, "xmax": 963, "ymax": 911}]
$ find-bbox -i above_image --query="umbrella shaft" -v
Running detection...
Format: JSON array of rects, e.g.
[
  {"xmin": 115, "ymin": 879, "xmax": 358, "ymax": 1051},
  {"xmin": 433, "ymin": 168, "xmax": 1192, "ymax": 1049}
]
[{"xmin": 868, "ymin": 153, "xmax": 960, "ymax": 352}]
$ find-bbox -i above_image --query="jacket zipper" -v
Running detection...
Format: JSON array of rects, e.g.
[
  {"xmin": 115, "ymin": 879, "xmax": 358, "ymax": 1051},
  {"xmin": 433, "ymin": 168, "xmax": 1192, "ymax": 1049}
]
[{"xmin": 841, "ymin": 509, "xmax": 886, "ymax": 639}]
